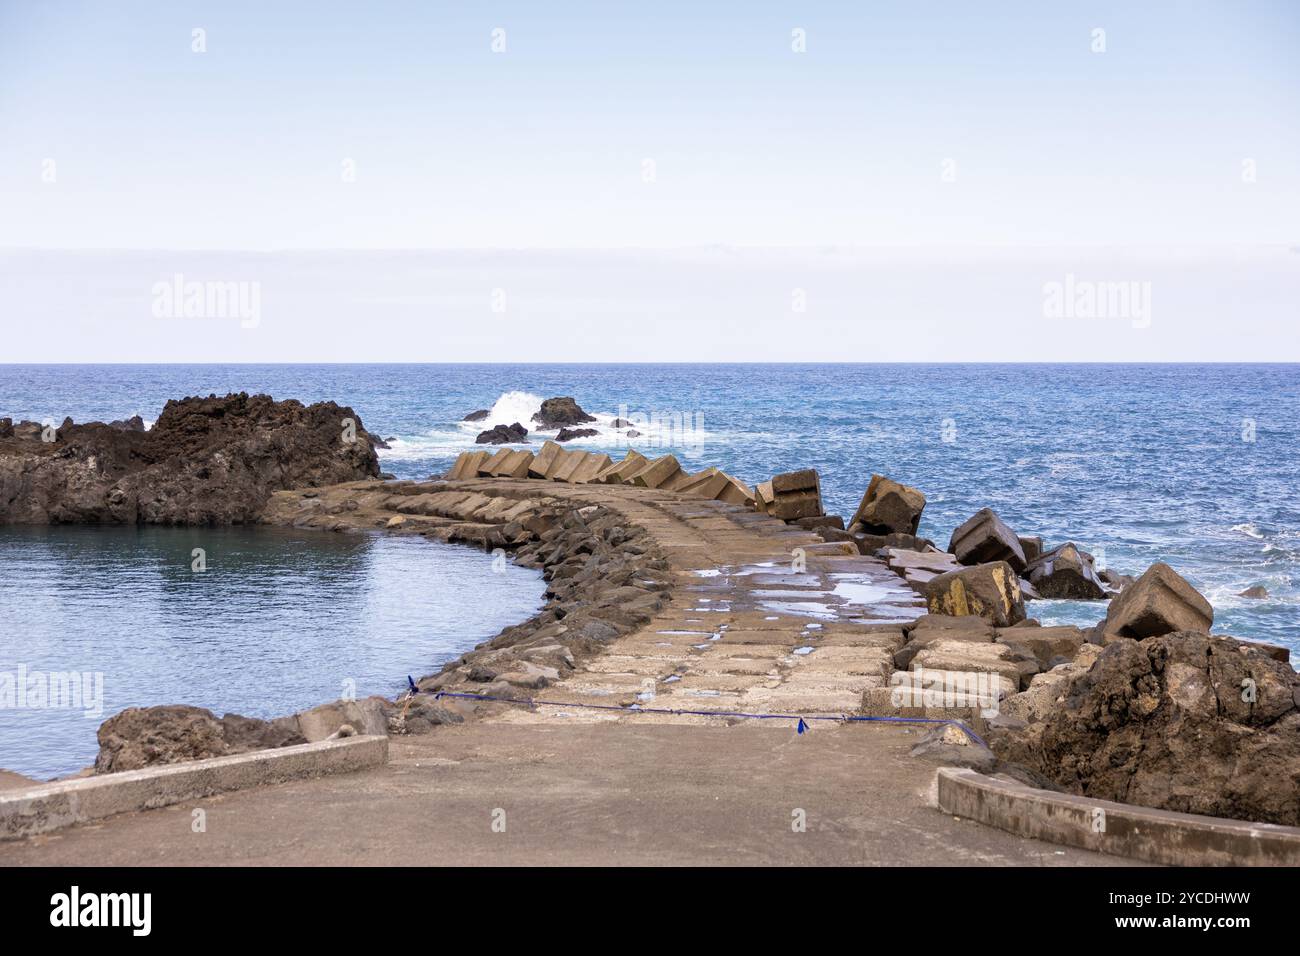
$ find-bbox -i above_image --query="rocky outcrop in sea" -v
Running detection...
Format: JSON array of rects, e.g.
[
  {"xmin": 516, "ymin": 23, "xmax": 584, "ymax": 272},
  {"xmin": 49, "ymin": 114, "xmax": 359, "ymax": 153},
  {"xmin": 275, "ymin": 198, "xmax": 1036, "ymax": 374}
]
[{"xmin": 0, "ymin": 393, "xmax": 381, "ymax": 525}]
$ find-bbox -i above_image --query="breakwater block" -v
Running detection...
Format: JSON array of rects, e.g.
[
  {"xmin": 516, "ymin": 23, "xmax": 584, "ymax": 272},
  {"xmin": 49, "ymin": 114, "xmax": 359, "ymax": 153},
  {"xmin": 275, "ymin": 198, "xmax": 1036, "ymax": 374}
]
[
  {"xmin": 448, "ymin": 450, "xmax": 488, "ymax": 480},
  {"xmin": 629, "ymin": 454, "xmax": 683, "ymax": 488},
  {"xmin": 597, "ymin": 450, "xmax": 647, "ymax": 483},
  {"xmin": 768, "ymin": 469, "xmax": 824, "ymax": 521},
  {"xmin": 530, "ymin": 440, "xmax": 563, "ymax": 478}
]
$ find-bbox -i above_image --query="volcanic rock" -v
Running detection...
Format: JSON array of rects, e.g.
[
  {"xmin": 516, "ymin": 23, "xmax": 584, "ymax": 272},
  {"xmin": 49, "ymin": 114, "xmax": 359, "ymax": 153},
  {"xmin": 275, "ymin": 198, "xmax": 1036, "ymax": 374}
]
[
  {"xmin": 555, "ymin": 427, "xmax": 599, "ymax": 442},
  {"xmin": 993, "ymin": 632, "xmax": 1300, "ymax": 826},
  {"xmin": 475, "ymin": 422, "xmax": 529, "ymax": 445},
  {"xmin": 0, "ymin": 393, "xmax": 381, "ymax": 525},
  {"xmin": 531, "ymin": 397, "xmax": 596, "ymax": 428},
  {"xmin": 463, "ymin": 409, "xmax": 491, "ymax": 422},
  {"xmin": 95, "ymin": 705, "xmax": 306, "ymax": 773}
]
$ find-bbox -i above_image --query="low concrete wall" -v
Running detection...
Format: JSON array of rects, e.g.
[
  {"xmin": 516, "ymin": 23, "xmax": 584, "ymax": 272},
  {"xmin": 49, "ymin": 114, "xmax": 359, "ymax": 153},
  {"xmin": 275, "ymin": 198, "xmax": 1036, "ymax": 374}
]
[
  {"xmin": 0, "ymin": 735, "xmax": 388, "ymax": 841},
  {"xmin": 937, "ymin": 767, "xmax": 1300, "ymax": 866}
]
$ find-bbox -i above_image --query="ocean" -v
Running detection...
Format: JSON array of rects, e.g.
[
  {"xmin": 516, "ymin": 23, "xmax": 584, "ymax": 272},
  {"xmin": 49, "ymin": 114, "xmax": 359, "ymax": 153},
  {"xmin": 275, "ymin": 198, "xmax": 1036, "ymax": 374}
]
[{"xmin": 1, "ymin": 363, "xmax": 1296, "ymax": 776}]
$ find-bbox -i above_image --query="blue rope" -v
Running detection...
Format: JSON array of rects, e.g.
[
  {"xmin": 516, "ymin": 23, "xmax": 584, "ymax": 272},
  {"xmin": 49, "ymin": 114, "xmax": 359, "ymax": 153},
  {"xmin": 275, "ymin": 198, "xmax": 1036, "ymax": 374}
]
[{"xmin": 416, "ymin": 686, "xmax": 991, "ymax": 751}]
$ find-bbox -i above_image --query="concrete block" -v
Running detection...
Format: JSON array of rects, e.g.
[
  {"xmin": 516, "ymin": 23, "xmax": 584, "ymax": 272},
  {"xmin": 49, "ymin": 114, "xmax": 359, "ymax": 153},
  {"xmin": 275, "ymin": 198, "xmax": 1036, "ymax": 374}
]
[
  {"xmin": 771, "ymin": 469, "xmax": 820, "ymax": 495},
  {"xmin": 569, "ymin": 452, "xmax": 612, "ymax": 484},
  {"xmin": 529, "ymin": 440, "xmax": 563, "ymax": 478},
  {"xmin": 597, "ymin": 451, "xmax": 647, "ymax": 483},
  {"xmin": 629, "ymin": 455, "xmax": 683, "ymax": 488},
  {"xmin": 478, "ymin": 449, "xmax": 511, "ymax": 477}
]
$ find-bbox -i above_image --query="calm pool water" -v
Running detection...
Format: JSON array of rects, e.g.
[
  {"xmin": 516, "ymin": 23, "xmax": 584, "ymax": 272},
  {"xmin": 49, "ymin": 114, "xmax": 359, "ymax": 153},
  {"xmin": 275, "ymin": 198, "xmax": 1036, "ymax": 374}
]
[{"xmin": 0, "ymin": 525, "xmax": 545, "ymax": 779}]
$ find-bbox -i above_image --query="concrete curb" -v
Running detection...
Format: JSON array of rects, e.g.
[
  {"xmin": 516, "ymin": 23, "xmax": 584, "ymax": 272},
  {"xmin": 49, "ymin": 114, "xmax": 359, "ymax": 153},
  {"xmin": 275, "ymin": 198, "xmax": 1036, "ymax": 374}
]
[
  {"xmin": 936, "ymin": 767, "xmax": 1300, "ymax": 866},
  {"xmin": 0, "ymin": 735, "xmax": 388, "ymax": 841}
]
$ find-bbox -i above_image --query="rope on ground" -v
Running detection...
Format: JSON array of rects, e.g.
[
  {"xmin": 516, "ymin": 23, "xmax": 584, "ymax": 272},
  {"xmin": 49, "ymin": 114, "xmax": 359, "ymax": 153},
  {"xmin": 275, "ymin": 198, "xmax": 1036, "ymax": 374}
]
[{"xmin": 406, "ymin": 681, "xmax": 991, "ymax": 751}]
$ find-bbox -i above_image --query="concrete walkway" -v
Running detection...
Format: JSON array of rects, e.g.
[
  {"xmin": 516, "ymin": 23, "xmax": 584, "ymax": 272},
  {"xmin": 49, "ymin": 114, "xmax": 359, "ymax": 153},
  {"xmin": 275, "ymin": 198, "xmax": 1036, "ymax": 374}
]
[
  {"xmin": 1, "ymin": 723, "xmax": 1127, "ymax": 865},
  {"xmin": 1, "ymin": 477, "xmax": 1129, "ymax": 865}
]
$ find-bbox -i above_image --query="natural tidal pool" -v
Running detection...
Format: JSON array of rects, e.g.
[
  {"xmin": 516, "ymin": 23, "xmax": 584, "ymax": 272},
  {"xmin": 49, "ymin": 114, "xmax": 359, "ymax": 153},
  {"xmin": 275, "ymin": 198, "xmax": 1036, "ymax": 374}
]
[{"xmin": 0, "ymin": 525, "xmax": 546, "ymax": 780}]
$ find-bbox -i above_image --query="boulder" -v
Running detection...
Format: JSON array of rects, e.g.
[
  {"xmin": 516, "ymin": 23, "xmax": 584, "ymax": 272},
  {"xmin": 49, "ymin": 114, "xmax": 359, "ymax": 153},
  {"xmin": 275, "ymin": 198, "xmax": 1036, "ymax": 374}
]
[
  {"xmin": 294, "ymin": 697, "xmax": 389, "ymax": 741},
  {"xmin": 948, "ymin": 508, "xmax": 1028, "ymax": 572},
  {"xmin": 1239, "ymin": 585, "xmax": 1269, "ymax": 600},
  {"xmin": 1024, "ymin": 542, "xmax": 1107, "ymax": 599},
  {"xmin": 849, "ymin": 474, "xmax": 926, "ymax": 535},
  {"xmin": 924, "ymin": 561, "xmax": 1026, "ymax": 627},
  {"xmin": 462, "ymin": 409, "xmax": 490, "ymax": 422},
  {"xmin": 107, "ymin": 415, "xmax": 146, "ymax": 432},
  {"xmin": 555, "ymin": 427, "xmax": 599, "ymax": 442},
  {"xmin": 994, "ymin": 633, "xmax": 1300, "ymax": 826},
  {"xmin": 531, "ymin": 397, "xmax": 596, "ymax": 428},
  {"xmin": 475, "ymin": 422, "xmax": 528, "ymax": 444},
  {"xmin": 0, "ymin": 393, "xmax": 380, "ymax": 526},
  {"xmin": 1097, "ymin": 562, "xmax": 1212, "ymax": 639},
  {"xmin": 94, "ymin": 705, "xmax": 306, "ymax": 774}
]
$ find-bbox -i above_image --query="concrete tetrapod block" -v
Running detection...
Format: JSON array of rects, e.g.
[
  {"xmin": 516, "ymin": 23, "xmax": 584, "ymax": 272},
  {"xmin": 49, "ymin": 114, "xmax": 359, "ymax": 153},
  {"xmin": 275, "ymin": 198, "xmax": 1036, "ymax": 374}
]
[
  {"xmin": 544, "ymin": 448, "xmax": 580, "ymax": 481},
  {"xmin": 597, "ymin": 450, "xmax": 647, "ymax": 484},
  {"xmin": 448, "ymin": 451, "xmax": 488, "ymax": 480},
  {"xmin": 768, "ymin": 489, "xmax": 824, "ymax": 521},
  {"xmin": 0, "ymin": 736, "xmax": 389, "ymax": 840},
  {"xmin": 679, "ymin": 470, "xmax": 729, "ymax": 499},
  {"xmin": 568, "ymin": 452, "xmax": 613, "ymax": 484},
  {"xmin": 496, "ymin": 450, "xmax": 535, "ymax": 479},
  {"xmin": 948, "ymin": 507, "xmax": 1028, "ymax": 573},
  {"xmin": 771, "ymin": 469, "xmax": 820, "ymax": 495},
  {"xmin": 715, "ymin": 474, "xmax": 756, "ymax": 506},
  {"xmin": 674, "ymin": 467, "xmax": 722, "ymax": 495},
  {"xmin": 478, "ymin": 449, "xmax": 512, "ymax": 477},
  {"xmin": 628, "ymin": 454, "xmax": 683, "ymax": 489},
  {"xmin": 549, "ymin": 450, "xmax": 588, "ymax": 482},
  {"xmin": 529, "ymin": 440, "xmax": 564, "ymax": 479}
]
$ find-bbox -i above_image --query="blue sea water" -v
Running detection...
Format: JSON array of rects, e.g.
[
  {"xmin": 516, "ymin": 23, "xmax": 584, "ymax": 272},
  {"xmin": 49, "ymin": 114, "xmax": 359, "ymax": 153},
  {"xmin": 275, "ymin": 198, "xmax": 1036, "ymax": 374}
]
[
  {"xmin": 0, "ymin": 525, "xmax": 545, "ymax": 779},
  {"xmin": 0, "ymin": 363, "xmax": 1296, "ymax": 777}
]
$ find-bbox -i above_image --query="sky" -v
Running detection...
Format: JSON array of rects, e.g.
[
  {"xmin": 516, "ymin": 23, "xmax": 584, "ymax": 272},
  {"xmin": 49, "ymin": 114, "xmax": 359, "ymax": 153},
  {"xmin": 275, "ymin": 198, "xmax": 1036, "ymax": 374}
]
[{"xmin": 0, "ymin": 0, "xmax": 1297, "ymax": 361}]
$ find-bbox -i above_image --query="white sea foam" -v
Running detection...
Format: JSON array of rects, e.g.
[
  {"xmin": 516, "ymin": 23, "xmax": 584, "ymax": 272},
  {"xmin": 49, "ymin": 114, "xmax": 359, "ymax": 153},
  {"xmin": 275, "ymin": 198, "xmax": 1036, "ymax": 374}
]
[{"xmin": 378, "ymin": 389, "xmax": 722, "ymax": 465}]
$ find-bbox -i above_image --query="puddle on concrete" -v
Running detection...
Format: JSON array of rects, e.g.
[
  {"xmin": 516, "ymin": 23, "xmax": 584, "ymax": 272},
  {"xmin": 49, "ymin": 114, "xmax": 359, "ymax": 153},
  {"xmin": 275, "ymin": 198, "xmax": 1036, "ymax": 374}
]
[
  {"xmin": 657, "ymin": 630, "xmax": 711, "ymax": 636},
  {"xmin": 793, "ymin": 646, "xmax": 815, "ymax": 656},
  {"xmin": 757, "ymin": 599, "xmax": 839, "ymax": 621}
]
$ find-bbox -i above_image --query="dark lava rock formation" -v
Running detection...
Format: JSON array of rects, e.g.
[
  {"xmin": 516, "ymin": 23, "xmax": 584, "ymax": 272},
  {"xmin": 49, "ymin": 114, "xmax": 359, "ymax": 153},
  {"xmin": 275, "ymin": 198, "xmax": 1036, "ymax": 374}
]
[
  {"xmin": 0, "ymin": 393, "xmax": 381, "ymax": 525},
  {"xmin": 475, "ymin": 422, "xmax": 529, "ymax": 444},
  {"xmin": 531, "ymin": 396, "xmax": 596, "ymax": 428},
  {"xmin": 993, "ymin": 631, "xmax": 1300, "ymax": 826}
]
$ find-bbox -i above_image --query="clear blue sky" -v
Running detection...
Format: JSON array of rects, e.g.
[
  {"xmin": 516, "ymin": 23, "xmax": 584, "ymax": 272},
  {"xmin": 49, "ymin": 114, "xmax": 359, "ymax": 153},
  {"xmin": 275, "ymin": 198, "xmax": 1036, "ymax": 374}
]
[
  {"xmin": 0, "ymin": 1, "xmax": 1296, "ymax": 361},
  {"xmin": 2, "ymin": 0, "xmax": 1297, "ymax": 249}
]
